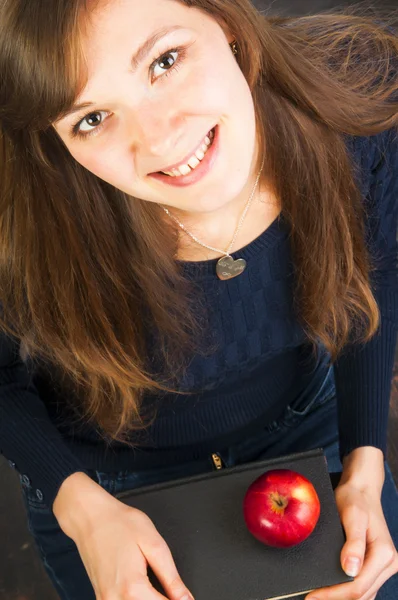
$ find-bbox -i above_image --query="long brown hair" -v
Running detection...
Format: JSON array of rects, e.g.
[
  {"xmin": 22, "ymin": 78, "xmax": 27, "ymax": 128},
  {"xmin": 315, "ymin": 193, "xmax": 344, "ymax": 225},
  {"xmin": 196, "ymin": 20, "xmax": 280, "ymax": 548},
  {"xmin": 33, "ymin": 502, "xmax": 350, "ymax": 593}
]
[{"xmin": 0, "ymin": 0, "xmax": 397, "ymax": 445}]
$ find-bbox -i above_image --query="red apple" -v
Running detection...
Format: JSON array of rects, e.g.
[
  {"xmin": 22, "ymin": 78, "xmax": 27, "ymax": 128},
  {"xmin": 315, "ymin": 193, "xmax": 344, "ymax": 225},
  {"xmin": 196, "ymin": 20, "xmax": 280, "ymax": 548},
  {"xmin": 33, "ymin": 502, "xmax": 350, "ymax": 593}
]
[{"xmin": 243, "ymin": 469, "xmax": 321, "ymax": 548}]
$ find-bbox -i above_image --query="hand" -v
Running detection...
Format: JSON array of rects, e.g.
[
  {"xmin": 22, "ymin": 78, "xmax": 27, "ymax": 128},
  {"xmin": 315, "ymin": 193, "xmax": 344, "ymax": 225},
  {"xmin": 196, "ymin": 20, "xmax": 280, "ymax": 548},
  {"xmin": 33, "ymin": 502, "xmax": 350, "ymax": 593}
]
[
  {"xmin": 305, "ymin": 480, "xmax": 398, "ymax": 600},
  {"xmin": 53, "ymin": 473, "xmax": 194, "ymax": 600},
  {"xmin": 75, "ymin": 501, "xmax": 194, "ymax": 600}
]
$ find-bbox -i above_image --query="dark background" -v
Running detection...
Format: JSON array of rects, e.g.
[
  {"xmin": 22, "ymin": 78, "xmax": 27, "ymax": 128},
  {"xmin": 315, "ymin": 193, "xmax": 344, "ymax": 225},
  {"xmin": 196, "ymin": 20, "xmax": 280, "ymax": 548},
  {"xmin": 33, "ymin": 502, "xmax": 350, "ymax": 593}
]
[{"xmin": 1, "ymin": 1, "xmax": 397, "ymax": 599}]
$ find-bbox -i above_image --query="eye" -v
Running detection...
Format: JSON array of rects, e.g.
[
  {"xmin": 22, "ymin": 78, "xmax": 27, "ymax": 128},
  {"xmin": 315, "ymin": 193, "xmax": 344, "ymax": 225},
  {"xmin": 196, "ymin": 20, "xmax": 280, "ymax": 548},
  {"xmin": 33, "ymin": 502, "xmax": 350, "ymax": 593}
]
[
  {"xmin": 74, "ymin": 110, "xmax": 108, "ymax": 136},
  {"xmin": 151, "ymin": 49, "xmax": 179, "ymax": 80}
]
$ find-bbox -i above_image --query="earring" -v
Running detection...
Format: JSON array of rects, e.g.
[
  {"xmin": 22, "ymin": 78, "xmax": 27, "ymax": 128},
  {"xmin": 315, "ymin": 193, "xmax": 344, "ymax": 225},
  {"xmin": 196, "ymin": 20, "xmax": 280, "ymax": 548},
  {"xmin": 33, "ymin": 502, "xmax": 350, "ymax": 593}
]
[{"xmin": 230, "ymin": 40, "xmax": 238, "ymax": 55}]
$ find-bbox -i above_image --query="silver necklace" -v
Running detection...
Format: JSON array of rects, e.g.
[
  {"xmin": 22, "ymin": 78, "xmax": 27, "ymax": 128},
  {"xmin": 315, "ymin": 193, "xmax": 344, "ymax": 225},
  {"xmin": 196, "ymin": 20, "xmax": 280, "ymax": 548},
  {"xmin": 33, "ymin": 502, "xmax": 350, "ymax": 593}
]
[{"xmin": 161, "ymin": 162, "xmax": 264, "ymax": 280}]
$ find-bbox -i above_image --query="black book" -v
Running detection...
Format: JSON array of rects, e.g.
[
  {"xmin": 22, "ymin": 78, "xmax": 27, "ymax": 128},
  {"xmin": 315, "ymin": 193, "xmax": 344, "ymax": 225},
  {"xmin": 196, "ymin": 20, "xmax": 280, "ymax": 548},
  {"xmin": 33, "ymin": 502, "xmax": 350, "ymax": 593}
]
[{"xmin": 116, "ymin": 447, "xmax": 353, "ymax": 600}]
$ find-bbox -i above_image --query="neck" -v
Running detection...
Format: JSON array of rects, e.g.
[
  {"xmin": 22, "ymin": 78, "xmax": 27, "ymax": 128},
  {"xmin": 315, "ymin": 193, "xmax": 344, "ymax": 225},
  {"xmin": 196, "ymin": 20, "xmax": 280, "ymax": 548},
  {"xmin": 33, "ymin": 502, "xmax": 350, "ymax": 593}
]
[
  {"xmin": 170, "ymin": 166, "xmax": 263, "ymax": 239},
  {"xmin": 172, "ymin": 185, "xmax": 281, "ymax": 262}
]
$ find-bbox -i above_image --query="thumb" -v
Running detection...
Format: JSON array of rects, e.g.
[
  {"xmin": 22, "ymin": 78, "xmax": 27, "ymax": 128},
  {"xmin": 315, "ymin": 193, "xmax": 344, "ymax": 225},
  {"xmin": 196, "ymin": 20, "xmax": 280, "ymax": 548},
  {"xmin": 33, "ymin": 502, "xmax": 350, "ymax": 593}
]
[{"xmin": 340, "ymin": 503, "xmax": 369, "ymax": 577}]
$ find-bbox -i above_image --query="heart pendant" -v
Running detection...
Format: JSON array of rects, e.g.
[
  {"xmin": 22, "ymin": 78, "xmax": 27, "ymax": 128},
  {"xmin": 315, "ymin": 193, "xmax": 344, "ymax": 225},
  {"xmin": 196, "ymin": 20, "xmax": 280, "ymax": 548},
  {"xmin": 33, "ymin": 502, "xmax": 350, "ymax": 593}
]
[{"xmin": 216, "ymin": 256, "xmax": 247, "ymax": 280}]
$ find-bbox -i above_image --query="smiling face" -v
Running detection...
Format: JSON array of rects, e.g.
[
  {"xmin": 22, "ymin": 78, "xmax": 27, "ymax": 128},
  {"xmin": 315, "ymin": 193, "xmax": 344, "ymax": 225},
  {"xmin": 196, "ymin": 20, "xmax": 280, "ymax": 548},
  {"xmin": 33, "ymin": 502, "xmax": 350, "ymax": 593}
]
[{"xmin": 54, "ymin": 0, "xmax": 260, "ymax": 221}]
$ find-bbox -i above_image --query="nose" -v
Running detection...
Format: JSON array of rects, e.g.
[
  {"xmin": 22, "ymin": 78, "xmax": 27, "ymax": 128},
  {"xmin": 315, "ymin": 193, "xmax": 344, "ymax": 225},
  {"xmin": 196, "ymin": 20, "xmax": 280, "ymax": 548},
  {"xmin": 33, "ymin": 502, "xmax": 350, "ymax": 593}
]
[
  {"xmin": 130, "ymin": 102, "xmax": 185, "ymax": 169},
  {"xmin": 141, "ymin": 118, "xmax": 182, "ymax": 155}
]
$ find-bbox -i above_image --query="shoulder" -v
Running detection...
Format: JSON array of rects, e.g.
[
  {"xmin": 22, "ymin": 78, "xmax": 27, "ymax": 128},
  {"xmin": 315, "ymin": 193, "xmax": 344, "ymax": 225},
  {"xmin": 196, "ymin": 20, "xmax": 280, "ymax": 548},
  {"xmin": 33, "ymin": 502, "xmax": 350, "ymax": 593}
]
[{"xmin": 344, "ymin": 128, "xmax": 398, "ymax": 263}]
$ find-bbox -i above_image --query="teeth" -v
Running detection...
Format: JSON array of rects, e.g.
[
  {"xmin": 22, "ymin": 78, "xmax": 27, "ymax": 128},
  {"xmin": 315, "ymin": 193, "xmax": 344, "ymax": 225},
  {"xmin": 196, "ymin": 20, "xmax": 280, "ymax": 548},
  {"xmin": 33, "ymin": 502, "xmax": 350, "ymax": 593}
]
[
  {"xmin": 188, "ymin": 156, "xmax": 200, "ymax": 169},
  {"xmin": 161, "ymin": 128, "xmax": 215, "ymax": 177},
  {"xmin": 178, "ymin": 164, "xmax": 191, "ymax": 176}
]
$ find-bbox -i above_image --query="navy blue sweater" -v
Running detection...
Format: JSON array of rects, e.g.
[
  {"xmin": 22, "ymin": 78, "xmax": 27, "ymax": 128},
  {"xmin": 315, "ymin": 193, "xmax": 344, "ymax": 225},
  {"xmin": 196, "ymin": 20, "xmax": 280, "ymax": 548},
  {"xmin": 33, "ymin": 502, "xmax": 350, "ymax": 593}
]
[{"xmin": 0, "ymin": 129, "xmax": 397, "ymax": 509}]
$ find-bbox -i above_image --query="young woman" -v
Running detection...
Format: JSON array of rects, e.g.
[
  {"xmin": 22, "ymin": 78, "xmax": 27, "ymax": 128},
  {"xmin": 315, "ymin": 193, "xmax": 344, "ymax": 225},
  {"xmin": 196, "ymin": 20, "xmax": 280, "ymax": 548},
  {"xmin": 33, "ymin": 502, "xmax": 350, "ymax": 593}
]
[{"xmin": 0, "ymin": 0, "xmax": 397, "ymax": 599}]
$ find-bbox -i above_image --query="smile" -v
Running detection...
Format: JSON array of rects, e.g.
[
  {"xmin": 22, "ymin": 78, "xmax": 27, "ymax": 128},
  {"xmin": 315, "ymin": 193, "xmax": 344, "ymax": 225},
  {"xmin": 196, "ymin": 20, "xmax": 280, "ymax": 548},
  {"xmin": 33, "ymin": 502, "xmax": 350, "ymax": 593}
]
[
  {"xmin": 160, "ymin": 128, "xmax": 215, "ymax": 177},
  {"xmin": 148, "ymin": 125, "xmax": 220, "ymax": 188}
]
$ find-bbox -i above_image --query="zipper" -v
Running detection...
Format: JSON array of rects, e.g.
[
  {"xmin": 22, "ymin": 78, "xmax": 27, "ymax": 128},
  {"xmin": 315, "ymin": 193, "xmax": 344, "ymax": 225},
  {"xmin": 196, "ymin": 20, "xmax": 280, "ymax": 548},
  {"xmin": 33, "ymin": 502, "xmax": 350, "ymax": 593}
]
[{"xmin": 211, "ymin": 452, "xmax": 225, "ymax": 470}]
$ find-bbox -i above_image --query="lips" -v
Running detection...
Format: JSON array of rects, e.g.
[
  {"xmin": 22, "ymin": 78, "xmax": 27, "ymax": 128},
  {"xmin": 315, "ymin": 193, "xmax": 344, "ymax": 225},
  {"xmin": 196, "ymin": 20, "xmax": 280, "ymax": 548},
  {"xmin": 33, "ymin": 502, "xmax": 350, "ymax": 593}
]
[
  {"xmin": 151, "ymin": 127, "xmax": 216, "ymax": 176},
  {"xmin": 149, "ymin": 125, "xmax": 221, "ymax": 187},
  {"xmin": 148, "ymin": 124, "xmax": 220, "ymax": 188}
]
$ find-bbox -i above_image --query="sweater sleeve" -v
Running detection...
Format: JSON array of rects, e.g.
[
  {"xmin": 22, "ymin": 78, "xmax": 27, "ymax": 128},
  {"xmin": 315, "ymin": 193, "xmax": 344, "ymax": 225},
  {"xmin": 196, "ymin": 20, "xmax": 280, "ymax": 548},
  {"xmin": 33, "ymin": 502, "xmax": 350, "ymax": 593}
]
[
  {"xmin": 334, "ymin": 127, "xmax": 398, "ymax": 462},
  {"xmin": 0, "ymin": 330, "xmax": 91, "ymax": 510}
]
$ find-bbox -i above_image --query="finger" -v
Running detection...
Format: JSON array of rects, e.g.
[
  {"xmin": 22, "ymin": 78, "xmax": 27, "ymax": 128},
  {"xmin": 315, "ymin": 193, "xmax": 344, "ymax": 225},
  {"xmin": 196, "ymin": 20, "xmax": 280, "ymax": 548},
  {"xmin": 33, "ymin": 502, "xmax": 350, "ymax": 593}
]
[
  {"xmin": 117, "ymin": 575, "xmax": 177, "ymax": 600},
  {"xmin": 358, "ymin": 551, "xmax": 398, "ymax": 600},
  {"xmin": 140, "ymin": 533, "xmax": 194, "ymax": 600},
  {"xmin": 89, "ymin": 545, "xmax": 172, "ymax": 600},
  {"xmin": 305, "ymin": 540, "xmax": 395, "ymax": 600},
  {"xmin": 339, "ymin": 503, "xmax": 369, "ymax": 577}
]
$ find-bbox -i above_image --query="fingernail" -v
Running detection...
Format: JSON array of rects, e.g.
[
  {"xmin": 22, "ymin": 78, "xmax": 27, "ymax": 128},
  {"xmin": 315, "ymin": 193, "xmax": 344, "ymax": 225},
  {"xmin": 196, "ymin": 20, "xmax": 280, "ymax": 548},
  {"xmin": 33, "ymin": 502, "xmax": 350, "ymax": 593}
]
[
  {"xmin": 344, "ymin": 557, "xmax": 361, "ymax": 577},
  {"xmin": 180, "ymin": 595, "xmax": 194, "ymax": 600},
  {"xmin": 306, "ymin": 597, "xmax": 320, "ymax": 600}
]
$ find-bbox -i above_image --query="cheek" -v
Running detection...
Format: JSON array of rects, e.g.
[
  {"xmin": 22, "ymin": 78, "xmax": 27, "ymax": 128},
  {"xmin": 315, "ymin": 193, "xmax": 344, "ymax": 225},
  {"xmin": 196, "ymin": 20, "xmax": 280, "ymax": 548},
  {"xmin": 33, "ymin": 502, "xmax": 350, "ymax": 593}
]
[
  {"xmin": 181, "ymin": 51, "xmax": 252, "ymax": 117},
  {"xmin": 70, "ymin": 145, "xmax": 131, "ymax": 185},
  {"xmin": 192, "ymin": 59, "xmax": 256, "ymax": 146}
]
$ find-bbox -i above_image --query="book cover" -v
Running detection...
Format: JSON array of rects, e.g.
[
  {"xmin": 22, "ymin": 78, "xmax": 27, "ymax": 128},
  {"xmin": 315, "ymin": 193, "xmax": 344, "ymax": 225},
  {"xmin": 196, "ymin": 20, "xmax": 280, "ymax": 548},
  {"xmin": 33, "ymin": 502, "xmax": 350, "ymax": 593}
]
[{"xmin": 116, "ymin": 448, "xmax": 352, "ymax": 600}]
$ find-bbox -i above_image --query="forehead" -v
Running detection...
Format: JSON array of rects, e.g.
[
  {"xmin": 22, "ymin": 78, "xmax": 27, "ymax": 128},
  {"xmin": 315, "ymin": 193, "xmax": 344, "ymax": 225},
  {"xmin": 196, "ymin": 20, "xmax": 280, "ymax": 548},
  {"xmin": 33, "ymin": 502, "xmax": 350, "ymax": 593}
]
[
  {"xmin": 75, "ymin": 0, "xmax": 210, "ymax": 95},
  {"xmin": 82, "ymin": 0, "xmax": 206, "ymax": 58}
]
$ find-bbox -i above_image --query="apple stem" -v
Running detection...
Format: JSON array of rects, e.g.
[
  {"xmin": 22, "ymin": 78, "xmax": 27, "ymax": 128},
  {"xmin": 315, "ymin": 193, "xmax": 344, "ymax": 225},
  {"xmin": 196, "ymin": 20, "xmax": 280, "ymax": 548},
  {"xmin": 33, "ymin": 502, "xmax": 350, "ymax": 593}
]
[{"xmin": 269, "ymin": 492, "xmax": 289, "ymax": 514}]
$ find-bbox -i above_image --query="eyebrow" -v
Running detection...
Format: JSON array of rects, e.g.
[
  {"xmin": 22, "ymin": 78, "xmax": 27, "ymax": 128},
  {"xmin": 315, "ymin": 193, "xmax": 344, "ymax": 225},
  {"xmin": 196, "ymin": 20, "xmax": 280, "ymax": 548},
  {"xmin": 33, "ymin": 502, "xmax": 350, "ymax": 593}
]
[{"xmin": 60, "ymin": 25, "xmax": 185, "ymax": 120}]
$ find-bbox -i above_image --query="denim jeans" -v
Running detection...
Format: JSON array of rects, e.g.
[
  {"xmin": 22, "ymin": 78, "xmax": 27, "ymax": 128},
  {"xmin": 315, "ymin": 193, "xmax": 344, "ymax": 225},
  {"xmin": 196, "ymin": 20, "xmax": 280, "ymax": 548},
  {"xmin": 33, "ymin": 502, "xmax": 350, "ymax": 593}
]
[{"xmin": 19, "ymin": 366, "xmax": 398, "ymax": 600}]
